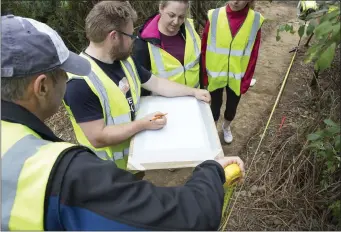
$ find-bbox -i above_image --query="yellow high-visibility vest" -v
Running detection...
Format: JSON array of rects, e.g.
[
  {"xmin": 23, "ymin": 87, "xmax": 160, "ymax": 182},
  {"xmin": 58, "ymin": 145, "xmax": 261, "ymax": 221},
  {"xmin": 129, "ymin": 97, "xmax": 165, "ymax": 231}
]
[
  {"xmin": 1, "ymin": 120, "xmax": 76, "ymax": 230},
  {"xmin": 64, "ymin": 53, "xmax": 141, "ymax": 170},
  {"xmin": 148, "ymin": 19, "xmax": 201, "ymax": 88},
  {"xmin": 297, "ymin": 1, "xmax": 318, "ymax": 19},
  {"xmin": 206, "ymin": 7, "xmax": 264, "ymax": 96}
]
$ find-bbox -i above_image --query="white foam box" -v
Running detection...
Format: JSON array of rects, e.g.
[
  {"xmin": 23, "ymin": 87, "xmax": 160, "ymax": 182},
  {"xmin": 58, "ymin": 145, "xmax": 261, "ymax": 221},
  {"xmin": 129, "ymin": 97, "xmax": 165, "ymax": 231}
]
[{"xmin": 127, "ymin": 95, "xmax": 224, "ymax": 171}]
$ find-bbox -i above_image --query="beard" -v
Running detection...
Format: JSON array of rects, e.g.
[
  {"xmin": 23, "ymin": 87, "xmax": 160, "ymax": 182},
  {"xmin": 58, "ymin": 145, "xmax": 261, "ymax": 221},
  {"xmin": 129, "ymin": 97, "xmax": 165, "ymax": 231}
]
[{"xmin": 110, "ymin": 39, "xmax": 133, "ymax": 61}]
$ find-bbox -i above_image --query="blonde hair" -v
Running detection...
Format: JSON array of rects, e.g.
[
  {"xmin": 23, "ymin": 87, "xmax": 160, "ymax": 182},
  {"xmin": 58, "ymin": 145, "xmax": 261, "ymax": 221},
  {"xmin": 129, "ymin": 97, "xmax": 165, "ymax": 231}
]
[
  {"xmin": 159, "ymin": 0, "xmax": 189, "ymax": 9},
  {"xmin": 85, "ymin": 1, "xmax": 137, "ymax": 43}
]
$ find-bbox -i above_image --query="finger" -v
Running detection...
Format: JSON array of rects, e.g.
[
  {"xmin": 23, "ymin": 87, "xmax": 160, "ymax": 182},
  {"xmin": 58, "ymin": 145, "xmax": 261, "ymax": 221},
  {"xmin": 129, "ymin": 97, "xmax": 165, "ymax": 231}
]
[
  {"xmin": 200, "ymin": 95, "xmax": 210, "ymax": 103},
  {"xmin": 236, "ymin": 158, "xmax": 245, "ymax": 173},
  {"xmin": 154, "ymin": 117, "xmax": 167, "ymax": 125},
  {"xmin": 154, "ymin": 111, "xmax": 164, "ymax": 117},
  {"xmin": 222, "ymin": 157, "xmax": 244, "ymax": 170},
  {"xmin": 230, "ymin": 157, "xmax": 245, "ymax": 173}
]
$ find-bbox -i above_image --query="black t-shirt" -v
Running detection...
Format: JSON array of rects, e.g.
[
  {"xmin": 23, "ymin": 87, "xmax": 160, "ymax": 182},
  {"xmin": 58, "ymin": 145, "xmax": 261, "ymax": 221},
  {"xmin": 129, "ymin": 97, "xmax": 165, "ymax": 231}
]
[{"xmin": 64, "ymin": 54, "xmax": 152, "ymax": 123}]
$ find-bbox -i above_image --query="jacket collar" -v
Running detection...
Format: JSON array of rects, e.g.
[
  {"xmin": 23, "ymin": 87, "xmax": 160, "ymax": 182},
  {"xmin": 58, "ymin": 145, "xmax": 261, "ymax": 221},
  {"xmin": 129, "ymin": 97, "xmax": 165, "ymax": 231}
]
[{"xmin": 1, "ymin": 100, "xmax": 64, "ymax": 142}]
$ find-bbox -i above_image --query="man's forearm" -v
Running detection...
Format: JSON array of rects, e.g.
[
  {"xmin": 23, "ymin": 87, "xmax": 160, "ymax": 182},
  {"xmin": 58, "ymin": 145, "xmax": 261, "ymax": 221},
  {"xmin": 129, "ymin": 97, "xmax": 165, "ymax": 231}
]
[
  {"xmin": 143, "ymin": 75, "xmax": 196, "ymax": 97},
  {"xmin": 99, "ymin": 120, "xmax": 145, "ymax": 147}
]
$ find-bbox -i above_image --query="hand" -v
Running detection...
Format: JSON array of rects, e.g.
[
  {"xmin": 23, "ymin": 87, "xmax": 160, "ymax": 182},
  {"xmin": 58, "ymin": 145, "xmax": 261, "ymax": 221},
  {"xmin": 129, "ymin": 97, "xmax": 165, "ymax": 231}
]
[
  {"xmin": 194, "ymin": 89, "xmax": 211, "ymax": 103},
  {"xmin": 215, "ymin": 156, "xmax": 245, "ymax": 181},
  {"xmin": 140, "ymin": 111, "xmax": 167, "ymax": 130}
]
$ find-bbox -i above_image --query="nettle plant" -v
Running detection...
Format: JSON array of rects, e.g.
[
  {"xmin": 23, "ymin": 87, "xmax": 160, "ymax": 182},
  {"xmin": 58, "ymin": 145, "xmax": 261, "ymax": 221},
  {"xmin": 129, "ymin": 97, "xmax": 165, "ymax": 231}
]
[
  {"xmin": 276, "ymin": 3, "xmax": 340, "ymax": 85},
  {"xmin": 276, "ymin": 2, "xmax": 340, "ymax": 224},
  {"xmin": 307, "ymin": 119, "xmax": 340, "ymax": 223},
  {"xmin": 307, "ymin": 119, "xmax": 340, "ymax": 185}
]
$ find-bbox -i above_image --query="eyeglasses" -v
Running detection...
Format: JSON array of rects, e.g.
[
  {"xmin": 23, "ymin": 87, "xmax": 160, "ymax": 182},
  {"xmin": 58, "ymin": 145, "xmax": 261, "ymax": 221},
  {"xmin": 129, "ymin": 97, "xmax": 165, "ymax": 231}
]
[{"xmin": 116, "ymin": 30, "xmax": 138, "ymax": 40}]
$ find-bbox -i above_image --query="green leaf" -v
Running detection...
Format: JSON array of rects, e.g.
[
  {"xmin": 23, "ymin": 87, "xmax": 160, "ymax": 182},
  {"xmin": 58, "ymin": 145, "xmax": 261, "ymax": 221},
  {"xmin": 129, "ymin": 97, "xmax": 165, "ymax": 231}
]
[
  {"xmin": 324, "ymin": 119, "xmax": 338, "ymax": 127},
  {"xmin": 317, "ymin": 151, "xmax": 327, "ymax": 158},
  {"xmin": 314, "ymin": 20, "xmax": 332, "ymax": 38},
  {"xmin": 278, "ymin": 24, "xmax": 286, "ymax": 32},
  {"xmin": 276, "ymin": 35, "xmax": 281, "ymax": 41},
  {"xmin": 320, "ymin": 8, "xmax": 340, "ymax": 23},
  {"xmin": 331, "ymin": 25, "xmax": 341, "ymax": 42},
  {"xmin": 306, "ymin": 24, "xmax": 315, "ymax": 36},
  {"xmin": 298, "ymin": 25, "xmax": 306, "ymax": 38},
  {"xmin": 329, "ymin": 200, "xmax": 341, "ymax": 219},
  {"xmin": 307, "ymin": 133, "xmax": 321, "ymax": 141},
  {"xmin": 304, "ymin": 44, "xmax": 323, "ymax": 64},
  {"xmin": 307, "ymin": 141, "xmax": 324, "ymax": 150},
  {"xmin": 326, "ymin": 126, "xmax": 340, "ymax": 135},
  {"xmin": 326, "ymin": 160, "xmax": 336, "ymax": 173},
  {"xmin": 309, "ymin": 19, "xmax": 319, "ymax": 27},
  {"xmin": 316, "ymin": 43, "xmax": 337, "ymax": 72},
  {"xmin": 285, "ymin": 24, "xmax": 291, "ymax": 32},
  {"xmin": 305, "ymin": 9, "xmax": 329, "ymax": 20}
]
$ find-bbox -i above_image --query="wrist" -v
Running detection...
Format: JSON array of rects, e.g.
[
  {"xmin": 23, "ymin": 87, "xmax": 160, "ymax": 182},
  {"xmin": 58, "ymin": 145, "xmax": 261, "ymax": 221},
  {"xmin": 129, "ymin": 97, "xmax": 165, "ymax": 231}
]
[
  {"xmin": 191, "ymin": 88, "xmax": 197, "ymax": 97},
  {"xmin": 134, "ymin": 119, "xmax": 148, "ymax": 131}
]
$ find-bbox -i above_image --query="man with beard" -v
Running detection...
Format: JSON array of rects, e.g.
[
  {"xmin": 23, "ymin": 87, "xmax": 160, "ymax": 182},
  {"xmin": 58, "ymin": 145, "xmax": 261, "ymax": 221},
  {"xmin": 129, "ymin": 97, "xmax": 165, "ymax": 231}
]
[{"xmin": 63, "ymin": 1, "xmax": 211, "ymax": 177}]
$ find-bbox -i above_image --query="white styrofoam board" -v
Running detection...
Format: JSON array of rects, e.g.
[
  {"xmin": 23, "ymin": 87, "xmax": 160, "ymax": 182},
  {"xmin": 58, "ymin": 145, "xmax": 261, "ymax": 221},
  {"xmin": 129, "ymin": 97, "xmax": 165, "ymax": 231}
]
[{"xmin": 127, "ymin": 95, "xmax": 224, "ymax": 171}]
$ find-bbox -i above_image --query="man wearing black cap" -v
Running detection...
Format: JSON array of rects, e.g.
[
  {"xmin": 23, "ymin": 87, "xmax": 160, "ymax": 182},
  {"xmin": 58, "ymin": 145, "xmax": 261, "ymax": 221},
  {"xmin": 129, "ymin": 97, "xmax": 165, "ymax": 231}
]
[{"xmin": 1, "ymin": 14, "xmax": 245, "ymax": 231}]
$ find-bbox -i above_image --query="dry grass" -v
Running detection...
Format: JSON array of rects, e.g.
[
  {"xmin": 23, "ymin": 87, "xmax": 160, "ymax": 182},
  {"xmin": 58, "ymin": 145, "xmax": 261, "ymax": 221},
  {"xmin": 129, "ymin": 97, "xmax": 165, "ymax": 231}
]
[
  {"xmin": 220, "ymin": 47, "xmax": 341, "ymax": 230},
  {"xmin": 45, "ymin": 105, "xmax": 77, "ymax": 144}
]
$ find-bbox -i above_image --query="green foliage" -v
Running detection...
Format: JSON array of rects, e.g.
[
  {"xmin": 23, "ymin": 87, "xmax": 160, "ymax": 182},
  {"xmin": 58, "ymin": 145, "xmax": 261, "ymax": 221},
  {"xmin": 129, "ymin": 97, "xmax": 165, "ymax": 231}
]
[
  {"xmin": 307, "ymin": 118, "xmax": 340, "ymax": 222},
  {"xmin": 1, "ymin": 0, "xmax": 95, "ymax": 53},
  {"xmin": 307, "ymin": 119, "xmax": 340, "ymax": 176},
  {"xmin": 329, "ymin": 200, "xmax": 341, "ymax": 223},
  {"xmin": 276, "ymin": 3, "xmax": 340, "ymax": 73},
  {"xmin": 1, "ymin": 0, "xmax": 160, "ymax": 53}
]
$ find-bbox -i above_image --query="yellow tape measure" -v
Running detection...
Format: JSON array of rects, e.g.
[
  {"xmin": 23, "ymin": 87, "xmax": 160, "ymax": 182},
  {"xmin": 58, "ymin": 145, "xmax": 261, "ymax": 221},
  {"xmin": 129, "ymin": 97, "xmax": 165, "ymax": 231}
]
[
  {"xmin": 224, "ymin": 163, "xmax": 242, "ymax": 187},
  {"xmin": 221, "ymin": 163, "xmax": 242, "ymax": 223}
]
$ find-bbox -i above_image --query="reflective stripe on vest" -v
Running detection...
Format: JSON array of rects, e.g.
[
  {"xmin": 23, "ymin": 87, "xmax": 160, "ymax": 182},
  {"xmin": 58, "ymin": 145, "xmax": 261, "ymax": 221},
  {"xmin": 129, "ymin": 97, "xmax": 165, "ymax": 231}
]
[
  {"xmin": 206, "ymin": 71, "xmax": 245, "ymax": 80},
  {"xmin": 2, "ymin": 135, "xmax": 48, "ymax": 231},
  {"xmin": 121, "ymin": 60, "xmax": 141, "ymax": 111},
  {"xmin": 95, "ymin": 148, "xmax": 129, "ymax": 162},
  {"xmin": 207, "ymin": 9, "xmax": 261, "ymax": 59},
  {"xmin": 149, "ymin": 20, "xmax": 200, "ymax": 86}
]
